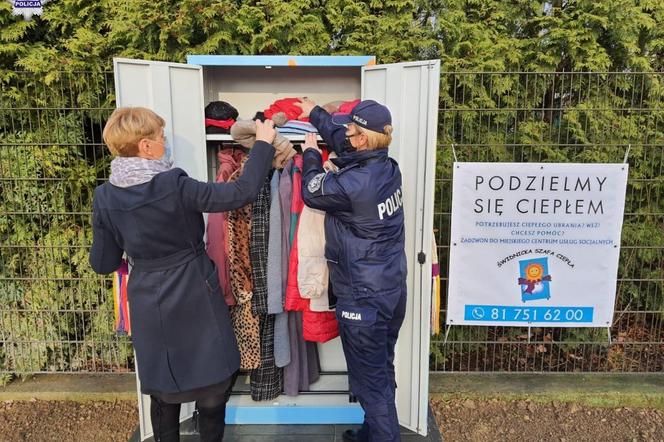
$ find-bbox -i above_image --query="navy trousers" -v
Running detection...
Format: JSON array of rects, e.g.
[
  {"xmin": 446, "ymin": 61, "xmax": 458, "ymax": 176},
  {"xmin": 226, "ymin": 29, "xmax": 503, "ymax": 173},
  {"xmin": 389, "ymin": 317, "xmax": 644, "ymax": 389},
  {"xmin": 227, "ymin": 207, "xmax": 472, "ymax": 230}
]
[{"xmin": 336, "ymin": 288, "xmax": 407, "ymax": 442}]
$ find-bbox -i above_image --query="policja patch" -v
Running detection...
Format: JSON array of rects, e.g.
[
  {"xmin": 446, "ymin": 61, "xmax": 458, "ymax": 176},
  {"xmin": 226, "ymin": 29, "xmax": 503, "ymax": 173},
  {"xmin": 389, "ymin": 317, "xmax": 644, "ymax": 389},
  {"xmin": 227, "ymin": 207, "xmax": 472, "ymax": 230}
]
[
  {"xmin": 307, "ymin": 172, "xmax": 325, "ymax": 193},
  {"xmin": 336, "ymin": 305, "xmax": 377, "ymax": 327}
]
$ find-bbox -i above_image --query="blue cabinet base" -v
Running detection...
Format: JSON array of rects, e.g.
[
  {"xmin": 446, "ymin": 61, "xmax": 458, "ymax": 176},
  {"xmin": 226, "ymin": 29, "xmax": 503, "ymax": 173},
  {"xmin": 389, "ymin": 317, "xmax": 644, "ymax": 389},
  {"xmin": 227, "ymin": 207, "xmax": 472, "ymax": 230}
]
[{"xmin": 226, "ymin": 405, "xmax": 365, "ymax": 425}]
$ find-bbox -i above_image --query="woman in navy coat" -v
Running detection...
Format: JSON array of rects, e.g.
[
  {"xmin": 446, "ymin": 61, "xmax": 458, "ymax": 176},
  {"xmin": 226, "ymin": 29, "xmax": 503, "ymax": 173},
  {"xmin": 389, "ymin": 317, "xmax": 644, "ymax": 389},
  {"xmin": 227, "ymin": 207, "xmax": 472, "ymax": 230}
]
[{"xmin": 89, "ymin": 107, "xmax": 275, "ymax": 441}]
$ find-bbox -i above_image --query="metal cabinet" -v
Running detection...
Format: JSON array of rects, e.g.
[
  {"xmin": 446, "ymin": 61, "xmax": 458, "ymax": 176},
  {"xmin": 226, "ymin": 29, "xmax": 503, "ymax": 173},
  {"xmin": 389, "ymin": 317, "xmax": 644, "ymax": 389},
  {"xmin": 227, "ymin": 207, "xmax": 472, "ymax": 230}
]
[{"xmin": 112, "ymin": 55, "xmax": 439, "ymax": 440}]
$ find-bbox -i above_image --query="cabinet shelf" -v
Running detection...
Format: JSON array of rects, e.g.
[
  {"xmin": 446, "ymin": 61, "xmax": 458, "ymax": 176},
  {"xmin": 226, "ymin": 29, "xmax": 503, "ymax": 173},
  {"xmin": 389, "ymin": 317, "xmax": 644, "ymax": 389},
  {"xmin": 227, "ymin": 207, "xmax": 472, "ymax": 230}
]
[{"xmin": 206, "ymin": 133, "xmax": 321, "ymax": 142}]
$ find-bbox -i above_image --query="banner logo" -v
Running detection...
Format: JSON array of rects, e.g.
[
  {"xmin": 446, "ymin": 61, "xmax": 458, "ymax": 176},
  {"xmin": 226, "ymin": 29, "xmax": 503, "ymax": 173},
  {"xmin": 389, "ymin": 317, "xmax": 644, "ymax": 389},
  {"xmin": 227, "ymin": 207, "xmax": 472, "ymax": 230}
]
[{"xmin": 518, "ymin": 257, "xmax": 552, "ymax": 302}]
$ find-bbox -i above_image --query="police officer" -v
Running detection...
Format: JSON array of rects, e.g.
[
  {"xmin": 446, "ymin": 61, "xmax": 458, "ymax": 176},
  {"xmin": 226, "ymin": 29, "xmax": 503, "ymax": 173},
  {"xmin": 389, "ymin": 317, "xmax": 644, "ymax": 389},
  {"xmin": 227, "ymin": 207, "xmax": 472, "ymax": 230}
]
[{"xmin": 296, "ymin": 99, "xmax": 407, "ymax": 442}]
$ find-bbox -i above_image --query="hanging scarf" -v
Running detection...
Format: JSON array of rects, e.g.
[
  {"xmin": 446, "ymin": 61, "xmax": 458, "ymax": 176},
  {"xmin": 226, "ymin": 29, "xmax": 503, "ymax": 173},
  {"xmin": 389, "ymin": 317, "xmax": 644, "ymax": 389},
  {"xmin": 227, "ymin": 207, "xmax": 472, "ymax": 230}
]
[
  {"xmin": 113, "ymin": 259, "xmax": 131, "ymax": 336},
  {"xmin": 109, "ymin": 156, "xmax": 173, "ymax": 188}
]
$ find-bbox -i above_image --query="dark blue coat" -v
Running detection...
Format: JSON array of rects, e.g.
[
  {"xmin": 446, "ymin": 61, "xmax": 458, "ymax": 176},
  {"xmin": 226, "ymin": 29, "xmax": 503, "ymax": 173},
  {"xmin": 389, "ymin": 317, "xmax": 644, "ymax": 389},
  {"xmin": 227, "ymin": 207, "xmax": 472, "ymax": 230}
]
[
  {"xmin": 89, "ymin": 141, "xmax": 274, "ymax": 396},
  {"xmin": 303, "ymin": 106, "xmax": 407, "ymax": 301}
]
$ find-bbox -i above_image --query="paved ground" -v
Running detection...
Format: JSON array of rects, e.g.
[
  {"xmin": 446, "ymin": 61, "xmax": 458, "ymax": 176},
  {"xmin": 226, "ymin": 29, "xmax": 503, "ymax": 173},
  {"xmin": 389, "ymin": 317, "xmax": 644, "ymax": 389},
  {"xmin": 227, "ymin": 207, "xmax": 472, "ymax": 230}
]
[
  {"xmin": 4, "ymin": 373, "xmax": 664, "ymax": 441},
  {"xmin": 128, "ymin": 411, "xmax": 443, "ymax": 442}
]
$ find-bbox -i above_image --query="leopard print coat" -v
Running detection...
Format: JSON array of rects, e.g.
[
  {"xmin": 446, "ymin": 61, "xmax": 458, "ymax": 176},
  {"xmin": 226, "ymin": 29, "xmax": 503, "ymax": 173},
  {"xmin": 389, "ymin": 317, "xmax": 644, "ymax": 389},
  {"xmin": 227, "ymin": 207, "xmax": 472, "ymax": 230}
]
[{"xmin": 227, "ymin": 161, "xmax": 261, "ymax": 370}]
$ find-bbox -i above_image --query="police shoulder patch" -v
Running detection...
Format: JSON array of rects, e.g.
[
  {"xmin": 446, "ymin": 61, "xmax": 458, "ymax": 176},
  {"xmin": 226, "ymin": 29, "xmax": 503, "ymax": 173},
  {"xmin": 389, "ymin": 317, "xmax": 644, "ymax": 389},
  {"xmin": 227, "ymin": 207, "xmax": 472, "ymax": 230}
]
[{"xmin": 307, "ymin": 173, "xmax": 325, "ymax": 193}]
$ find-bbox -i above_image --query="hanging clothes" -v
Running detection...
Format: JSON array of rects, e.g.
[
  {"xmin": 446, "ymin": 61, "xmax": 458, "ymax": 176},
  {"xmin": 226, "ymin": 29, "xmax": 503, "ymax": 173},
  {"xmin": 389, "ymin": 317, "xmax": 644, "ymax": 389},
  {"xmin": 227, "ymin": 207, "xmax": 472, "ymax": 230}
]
[
  {"xmin": 297, "ymin": 206, "xmax": 328, "ymax": 300},
  {"xmin": 227, "ymin": 159, "xmax": 261, "ymax": 370},
  {"xmin": 267, "ymin": 171, "xmax": 284, "ymax": 314},
  {"xmin": 250, "ymin": 314, "xmax": 283, "ymax": 401},
  {"xmin": 284, "ymin": 155, "xmax": 309, "ymax": 313},
  {"xmin": 302, "ymin": 307, "xmax": 339, "ymax": 343},
  {"xmin": 113, "ymin": 259, "xmax": 131, "ymax": 335},
  {"xmin": 296, "ymin": 182, "xmax": 338, "ymax": 343},
  {"xmin": 206, "ymin": 148, "xmax": 245, "ymax": 306},
  {"xmin": 284, "ymin": 312, "xmax": 320, "ymax": 396},
  {"xmin": 249, "ymin": 176, "xmax": 283, "ymax": 400},
  {"xmin": 274, "ymin": 312, "xmax": 290, "ymax": 368},
  {"xmin": 295, "ymin": 156, "xmax": 339, "ymax": 341},
  {"xmin": 250, "ymin": 176, "xmax": 271, "ymax": 316},
  {"xmin": 230, "ymin": 303, "xmax": 261, "ymax": 370},
  {"xmin": 283, "ymin": 155, "xmax": 320, "ymax": 395},
  {"xmin": 267, "ymin": 170, "xmax": 291, "ymax": 368},
  {"xmin": 227, "ymin": 201, "xmax": 253, "ymax": 304},
  {"xmin": 431, "ymin": 235, "xmax": 441, "ymax": 335},
  {"xmin": 276, "ymin": 160, "xmax": 295, "ymax": 369},
  {"xmin": 279, "ymin": 160, "xmax": 294, "ymax": 294}
]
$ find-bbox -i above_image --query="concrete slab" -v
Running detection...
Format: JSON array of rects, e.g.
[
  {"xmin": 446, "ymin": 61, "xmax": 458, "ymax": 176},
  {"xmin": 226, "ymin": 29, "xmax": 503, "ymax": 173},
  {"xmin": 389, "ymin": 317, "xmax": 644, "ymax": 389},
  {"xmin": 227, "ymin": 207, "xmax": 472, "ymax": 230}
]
[
  {"xmin": 0, "ymin": 373, "xmax": 136, "ymax": 401},
  {"xmin": 429, "ymin": 372, "xmax": 664, "ymax": 395},
  {"xmin": 129, "ymin": 405, "xmax": 443, "ymax": 441}
]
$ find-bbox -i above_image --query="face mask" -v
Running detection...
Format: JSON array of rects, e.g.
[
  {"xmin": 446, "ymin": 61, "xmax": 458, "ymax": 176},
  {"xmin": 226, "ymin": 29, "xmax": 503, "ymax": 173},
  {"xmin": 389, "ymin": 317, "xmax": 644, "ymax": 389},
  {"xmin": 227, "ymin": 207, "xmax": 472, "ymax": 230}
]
[
  {"xmin": 161, "ymin": 138, "xmax": 173, "ymax": 162},
  {"xmin": 343, "ymin": 136, "xmax": 357, "ymax": 153}
]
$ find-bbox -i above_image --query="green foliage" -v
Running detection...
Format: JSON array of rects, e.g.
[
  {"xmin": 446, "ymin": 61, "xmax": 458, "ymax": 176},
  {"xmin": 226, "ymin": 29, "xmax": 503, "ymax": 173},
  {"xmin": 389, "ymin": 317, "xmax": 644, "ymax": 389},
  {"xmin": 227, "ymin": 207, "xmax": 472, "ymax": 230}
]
[
  {"xmin": 0, "ymin": 73, "xmax": 132, "ymax": 373},
  {"xmin": 0, "ymin": 0, "xmax": 663, "ymax": 373}
]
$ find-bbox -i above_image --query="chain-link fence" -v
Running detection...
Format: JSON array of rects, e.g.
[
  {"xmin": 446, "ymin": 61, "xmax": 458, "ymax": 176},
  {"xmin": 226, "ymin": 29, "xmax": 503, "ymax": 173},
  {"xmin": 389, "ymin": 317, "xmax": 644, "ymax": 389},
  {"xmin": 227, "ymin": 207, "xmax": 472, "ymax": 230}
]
[
  {"xmin": 1, "ymin": 71, "xmax": 662, "ymax": 376},
  {"xmin": 0, "ymin": 72, "xmax": 132, "ymax": 376}
]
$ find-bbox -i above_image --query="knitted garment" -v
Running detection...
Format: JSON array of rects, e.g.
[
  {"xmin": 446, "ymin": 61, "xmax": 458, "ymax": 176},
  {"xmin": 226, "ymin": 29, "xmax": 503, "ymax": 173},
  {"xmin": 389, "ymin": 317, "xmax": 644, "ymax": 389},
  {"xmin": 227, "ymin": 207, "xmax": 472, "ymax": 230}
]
[{"xmin": 230, "ymin": 119, "xmax": 296, "ymax": 169}]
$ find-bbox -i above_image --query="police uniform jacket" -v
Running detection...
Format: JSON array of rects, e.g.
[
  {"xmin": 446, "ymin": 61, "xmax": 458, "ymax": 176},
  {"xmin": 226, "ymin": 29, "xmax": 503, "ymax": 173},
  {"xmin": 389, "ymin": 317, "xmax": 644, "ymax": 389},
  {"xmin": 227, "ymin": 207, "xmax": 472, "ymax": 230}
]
[
  {"xmin": 302, "ymin": 106, "xmax": 407, "ymax": 302},
  {"xmin": 89, "ymin": 142, "xmax": 275, "ymax": 397}
]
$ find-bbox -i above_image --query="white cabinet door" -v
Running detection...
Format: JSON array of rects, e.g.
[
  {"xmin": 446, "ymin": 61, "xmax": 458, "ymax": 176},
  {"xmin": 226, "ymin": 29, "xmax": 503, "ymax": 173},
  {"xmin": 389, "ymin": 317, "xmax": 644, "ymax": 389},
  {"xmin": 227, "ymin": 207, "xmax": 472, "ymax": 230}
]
[
  {"xmin": 113, "ymin": 58, "xmax": 208, "ymax": 181},
  {"xmin": 113, "ymin": 58, "xmax": 207, "ymax": 440},
  {"xmin": 361, "ymin": 59, "xmax": 440, "ymax": 436}
]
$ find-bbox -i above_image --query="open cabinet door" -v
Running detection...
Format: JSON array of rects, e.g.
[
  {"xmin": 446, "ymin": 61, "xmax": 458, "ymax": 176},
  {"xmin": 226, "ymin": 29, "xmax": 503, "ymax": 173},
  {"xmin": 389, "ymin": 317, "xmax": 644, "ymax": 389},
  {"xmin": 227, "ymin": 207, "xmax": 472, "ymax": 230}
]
[
  {"xmin": 113, "ymin": 58, "xmax": 207, "ymax": 441},
  {"xmin": 113, "ymin": 58, "xmax": 208, "ymax": 181},
  {"xmin": 361, "ymin": 60, "xmax": 440, "ymax": 436}
]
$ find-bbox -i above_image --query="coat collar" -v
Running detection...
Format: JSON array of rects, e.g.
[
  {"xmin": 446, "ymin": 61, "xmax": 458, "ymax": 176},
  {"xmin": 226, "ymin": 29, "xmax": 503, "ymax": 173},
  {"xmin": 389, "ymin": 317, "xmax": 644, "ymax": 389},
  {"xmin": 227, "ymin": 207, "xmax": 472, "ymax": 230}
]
[{"xmin": 331, "ymin": 148, "xmax": 389, "ymax": 169}]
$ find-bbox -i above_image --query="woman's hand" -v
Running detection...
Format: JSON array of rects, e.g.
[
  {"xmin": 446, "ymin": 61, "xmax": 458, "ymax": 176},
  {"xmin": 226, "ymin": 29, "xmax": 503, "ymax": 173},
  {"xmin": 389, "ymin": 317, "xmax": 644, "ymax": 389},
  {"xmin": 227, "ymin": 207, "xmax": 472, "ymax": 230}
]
[
  {"xmin": 295, "ymin": 97, "xmax": 316, "ymax": 119},
  {"xmin": 302, "ymin": 133, "xmax": 321, "ymax": 154},
  {"xmin": 255, "ymin": 119, "xmax": 277, "ymax": 144},
  {"xmin": 323, "ymin": 160, "xmax": 338, "ymax": 173}
]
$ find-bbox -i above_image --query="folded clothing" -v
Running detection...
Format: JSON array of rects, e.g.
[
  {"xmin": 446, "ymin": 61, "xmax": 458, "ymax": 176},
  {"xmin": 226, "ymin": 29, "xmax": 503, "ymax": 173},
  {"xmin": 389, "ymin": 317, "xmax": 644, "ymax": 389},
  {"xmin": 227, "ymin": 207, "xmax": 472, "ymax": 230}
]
[
  {"xmin": 277, "ymin": 121, "xmax": 318, "ymax": 135},
  {"xmin": 205, "ymin": 101, "xmax": 239, "ymax": 134},
  {"xmin": 264, "ymin": 98, "xmax": 309, "ymax": 122},
  {"xmin": 230, "ymin": 119, "xmax": 297, "ymax": 169},
  {"xmin": 333, "ymin": 99, "xmax": 361, "ymax": 115}
]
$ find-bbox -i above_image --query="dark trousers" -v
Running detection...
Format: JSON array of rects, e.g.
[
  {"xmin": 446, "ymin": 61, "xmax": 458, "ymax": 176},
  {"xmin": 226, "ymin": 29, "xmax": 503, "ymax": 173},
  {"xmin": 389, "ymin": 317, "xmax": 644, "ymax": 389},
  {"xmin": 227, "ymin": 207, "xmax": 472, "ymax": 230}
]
[
  {"xmin": 150, "ymin": 372, "xmax": 237, "ymax": 442},
  {"xmin": 336, "ymin": 289, "xmax": 407, "ymax": 442}
]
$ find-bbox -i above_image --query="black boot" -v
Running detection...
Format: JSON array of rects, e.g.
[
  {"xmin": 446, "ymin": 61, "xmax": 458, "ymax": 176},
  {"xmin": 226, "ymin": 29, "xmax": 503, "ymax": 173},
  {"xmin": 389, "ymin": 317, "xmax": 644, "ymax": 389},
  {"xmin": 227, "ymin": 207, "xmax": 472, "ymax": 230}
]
[
  {"xmin": 150, "ymin": 397, "xmax": 181, "ymax": 442},
  {"xmin": 197, "ymin": 402, "xmax": 227, "ymax": 442},
  {"xmin": 342, "ymin": 424, "xmax": 369, "ymax": 442}
]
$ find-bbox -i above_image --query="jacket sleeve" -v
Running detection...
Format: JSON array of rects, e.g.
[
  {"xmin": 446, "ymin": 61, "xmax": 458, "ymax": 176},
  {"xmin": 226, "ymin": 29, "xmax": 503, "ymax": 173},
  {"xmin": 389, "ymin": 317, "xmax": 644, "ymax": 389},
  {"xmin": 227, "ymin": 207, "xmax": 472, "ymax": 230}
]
[
  {"xmin": 301, "ymin": 149, "xmax": 352, "ymax": 213},
  {"xmin": 309, "ymin": 106, "xmax": 347, "ymax": 155},
  {"xmin": 89, "ymin": 197, "xmax": 124, "ymax": 275},
  {"xmin": 179, "ymin": 140, "xmax": 275, "ymax": 212}
]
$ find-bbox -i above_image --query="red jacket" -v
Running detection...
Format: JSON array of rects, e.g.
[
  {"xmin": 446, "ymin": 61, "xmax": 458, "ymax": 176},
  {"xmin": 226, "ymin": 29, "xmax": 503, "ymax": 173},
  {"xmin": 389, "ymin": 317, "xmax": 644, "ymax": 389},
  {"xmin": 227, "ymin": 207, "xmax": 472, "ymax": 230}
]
[
  {"xmin": 284, "ymin": 156, "xmax": 339, "ymax": 343},
  {"xmin": 285, "ymin": 156, "xmax": 309, "ymax": 311},
  {"xmin": 303, "ymin": 309, "xmax": 338, "ymax": 343}
]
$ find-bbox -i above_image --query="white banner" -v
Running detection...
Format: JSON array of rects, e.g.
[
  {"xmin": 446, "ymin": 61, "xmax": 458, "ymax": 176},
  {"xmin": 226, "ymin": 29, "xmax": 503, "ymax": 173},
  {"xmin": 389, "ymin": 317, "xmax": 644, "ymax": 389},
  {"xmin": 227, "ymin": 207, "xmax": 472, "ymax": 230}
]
[{"xmin": 447, "ymin": 162, "xmax": 628, "ymax": 327}]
